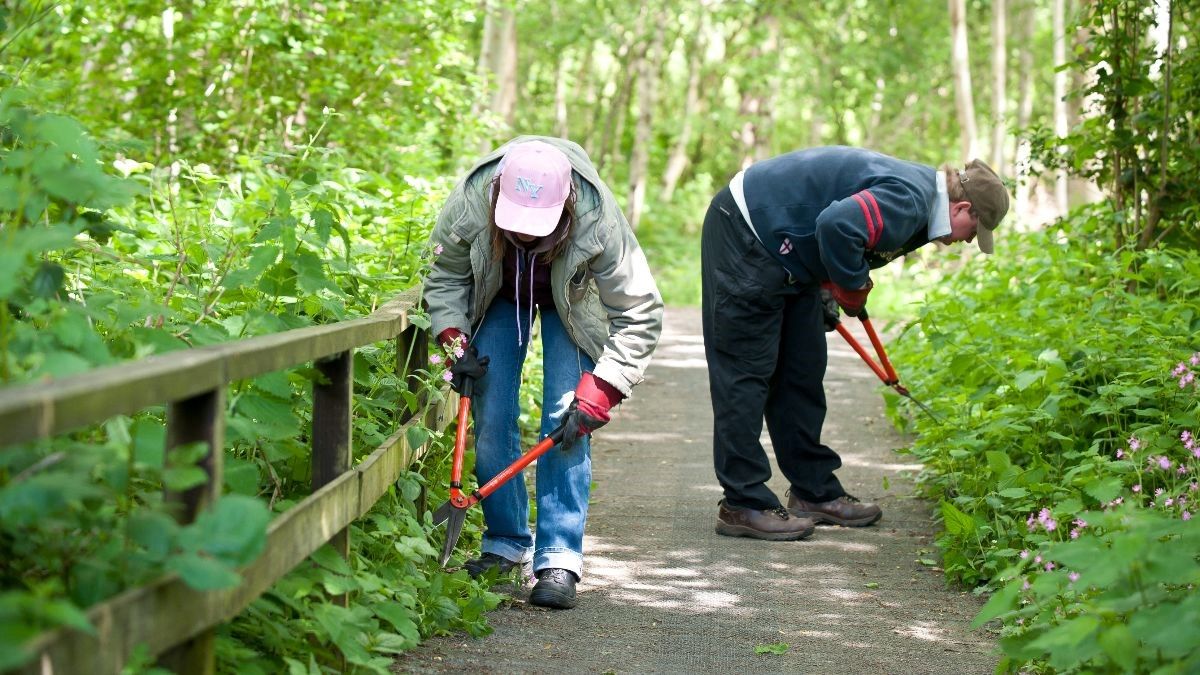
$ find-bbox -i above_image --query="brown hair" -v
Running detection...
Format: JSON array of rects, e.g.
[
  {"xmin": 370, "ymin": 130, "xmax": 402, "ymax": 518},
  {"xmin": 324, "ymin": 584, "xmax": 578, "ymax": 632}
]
[
  {"xmin": 941, "ymin": 164, "xmax": 977, "ymax": 217},
  {"xmin": 487, "ymin": 174, "xmax": 576, "ymax": 262}
]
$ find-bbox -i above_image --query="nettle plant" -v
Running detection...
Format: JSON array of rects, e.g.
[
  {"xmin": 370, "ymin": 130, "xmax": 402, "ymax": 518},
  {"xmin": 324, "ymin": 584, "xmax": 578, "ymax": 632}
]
[{"xmin": 973, "ymin": 356, "xmax": 1199, "ymax": 672}]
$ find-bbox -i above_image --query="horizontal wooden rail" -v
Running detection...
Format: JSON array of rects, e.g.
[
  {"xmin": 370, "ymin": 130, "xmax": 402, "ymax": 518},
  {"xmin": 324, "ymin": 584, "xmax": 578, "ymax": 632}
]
[
  {"xmin": 0, "ymin": 294, "xmax": 413, "ymax": 446},
  {"xmin": 0, "ymin": 286, "xmax": 458, "ymax": 674}
]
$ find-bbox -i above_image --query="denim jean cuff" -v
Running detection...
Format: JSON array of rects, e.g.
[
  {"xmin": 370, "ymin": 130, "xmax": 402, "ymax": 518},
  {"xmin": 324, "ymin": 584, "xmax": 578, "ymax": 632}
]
[
  {"xmin": 534, "ymin": 547, "xmax": 584, "ymax": 579},
  {"xmin": 481, "ymin": 539, "xmax": 533, "ymax": 564}
]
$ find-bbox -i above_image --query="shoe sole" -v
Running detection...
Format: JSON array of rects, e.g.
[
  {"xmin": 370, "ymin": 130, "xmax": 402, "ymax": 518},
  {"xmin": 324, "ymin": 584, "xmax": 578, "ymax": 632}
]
[
  {"xmin": 789, "ymin": 509, "xmax": 882, "ymax": 527},
  {"xmin": 528, "ymin": 588, "xmax": 577, "ymax": 609},
  {"xmin": 715, "ymin": 522, "xmax": 815, "ymax": 541}
]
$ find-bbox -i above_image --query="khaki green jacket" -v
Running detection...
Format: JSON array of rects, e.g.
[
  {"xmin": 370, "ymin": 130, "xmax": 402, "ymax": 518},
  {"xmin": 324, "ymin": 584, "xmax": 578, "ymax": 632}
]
[{"xmin": 425, "ymin": 136, "xmax": 663, "ymax": 397}]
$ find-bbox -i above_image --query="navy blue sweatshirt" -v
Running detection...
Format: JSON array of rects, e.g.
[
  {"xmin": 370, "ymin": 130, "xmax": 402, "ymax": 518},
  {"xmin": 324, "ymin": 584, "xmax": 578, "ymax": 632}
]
[{"xmin": 742, "ymin": 146, "xmax": 938, "ymax": 289}]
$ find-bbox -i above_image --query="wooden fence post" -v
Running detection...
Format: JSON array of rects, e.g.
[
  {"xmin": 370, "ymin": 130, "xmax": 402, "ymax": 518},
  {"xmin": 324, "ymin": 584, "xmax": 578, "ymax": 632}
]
[
  {"xmin": 312, "ymin": 349, "xmax": 353, "ymax": 605},
  {"xmin": 395, "ymin": 323, "xmax": 429, "ymax": 512},
  {"xmin": 158, "ymin": 388, "xmax": 225, "ymax": 675}
]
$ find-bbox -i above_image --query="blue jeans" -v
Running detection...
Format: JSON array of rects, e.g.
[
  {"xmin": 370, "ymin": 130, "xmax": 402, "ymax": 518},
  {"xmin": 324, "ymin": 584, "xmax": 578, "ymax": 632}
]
[{"xmin": 470, "ymin": 298, "xmax": 594, "ymax": 578}]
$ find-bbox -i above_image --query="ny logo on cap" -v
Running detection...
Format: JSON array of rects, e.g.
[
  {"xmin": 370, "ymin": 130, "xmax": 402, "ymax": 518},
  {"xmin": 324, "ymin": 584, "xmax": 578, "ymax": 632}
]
[{"xmin": 514, "ymin": 177, "xmax": 544, "ymax": 199}]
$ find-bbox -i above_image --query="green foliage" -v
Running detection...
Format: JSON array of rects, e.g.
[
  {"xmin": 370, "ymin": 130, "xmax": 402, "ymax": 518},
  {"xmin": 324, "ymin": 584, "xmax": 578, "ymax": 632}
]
[
  {"xmin": 218, "ymin": 472, "xmax": 503, "ymax": 674},
  {"xmin": 0, "ymin": 5, "xmax": 497, "ymax": 664},
  {"xmin": 888, "ymin": 209, "xmax": 1200, "ymax": 671}
]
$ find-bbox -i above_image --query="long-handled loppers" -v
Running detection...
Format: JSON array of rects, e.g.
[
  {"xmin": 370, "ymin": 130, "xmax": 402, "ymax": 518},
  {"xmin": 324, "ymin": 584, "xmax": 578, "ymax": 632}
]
[
  {"xmin": 429, "ymin": 376, "xmax": 567, "ymax": 566},
  {"xmin": 832, "ymin": 310, "xmax": 942, "ymax": 424}
]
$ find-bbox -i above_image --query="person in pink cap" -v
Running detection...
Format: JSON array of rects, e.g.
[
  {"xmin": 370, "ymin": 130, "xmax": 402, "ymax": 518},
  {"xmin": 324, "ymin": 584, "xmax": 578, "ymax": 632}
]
[{"xmin": 425, "ymin": 136, "xmax": 663, "ymax": 609}]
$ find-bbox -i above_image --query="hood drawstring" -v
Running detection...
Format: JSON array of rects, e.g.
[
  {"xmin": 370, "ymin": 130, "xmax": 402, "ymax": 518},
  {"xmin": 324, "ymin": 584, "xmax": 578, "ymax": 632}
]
[{"xmin": 513, "ymin": 249, "xmax": 537, "ymax": 347}]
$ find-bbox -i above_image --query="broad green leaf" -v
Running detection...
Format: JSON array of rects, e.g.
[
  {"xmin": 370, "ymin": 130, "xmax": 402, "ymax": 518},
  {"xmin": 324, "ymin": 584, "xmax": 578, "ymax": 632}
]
[
  {"xmin": 128, "ymin": 511, "xmax": 179, "ymax": 560},
  {"xmin": 188, "ymin": 495, "xmax": 270, "ymax": 564},
  {"xmin": 972, "ymin": 581, "xmax": 1020, "ymax": 628},
  {"xmin": 940, "ymin": 500, "xmax": 976, "ymax": 537},
  {"xmin": 163, "ymin": 466, "xmax": 209, "ymax": 492},
  {"xmin": 168, "ymin": 553, "xmax": 241, "ymax": 591},
  {"xmin": 311, "ymin": 544, "xmax": 354, "ymax": 576},
  {"xmin": 1013, "ymin": 370, "xmax": 1045, "ymax": 391}
]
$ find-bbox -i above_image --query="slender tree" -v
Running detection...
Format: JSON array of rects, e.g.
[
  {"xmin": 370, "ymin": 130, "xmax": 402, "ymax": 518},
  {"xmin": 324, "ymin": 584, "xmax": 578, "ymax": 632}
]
[{"xmin": 948, "ymin": 0, "xmax": 979, "ymax": 160}]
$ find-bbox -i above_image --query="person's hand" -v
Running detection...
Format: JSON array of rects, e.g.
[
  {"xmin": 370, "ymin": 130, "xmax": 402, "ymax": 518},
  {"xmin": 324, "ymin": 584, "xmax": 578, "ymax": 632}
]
[
  {"xmin": 438, "ymin": 329, "xmax": 489, "ymax": 394},
  {"xmin": 557, "ymin": 373, "xmax": 624, "ymax": 449},
  {"xmin": 824, "ymin": 279, "xmax": 873, "ymax": 317},
  {"xmin": 818, "ymin": 285, "xmax": 840, "ymax": 331}
]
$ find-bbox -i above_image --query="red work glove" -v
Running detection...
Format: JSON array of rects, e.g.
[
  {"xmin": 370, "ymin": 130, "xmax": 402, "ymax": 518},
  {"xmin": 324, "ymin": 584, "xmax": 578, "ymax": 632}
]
[
  {"xmin": 558, "ymin": 372, "xmax": 624, "ymax": 449},
  {"xmin": 822, "ymin": 279, "xmax": 873, "ymax": 318}
]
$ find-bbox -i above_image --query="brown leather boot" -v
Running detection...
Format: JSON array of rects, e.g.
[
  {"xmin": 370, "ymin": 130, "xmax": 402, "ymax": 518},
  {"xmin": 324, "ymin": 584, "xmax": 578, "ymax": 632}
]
[
  {"xmin": 715, "ymin": 500, "xmax": 816, "ymax": 541},
  {"xmin": 787, "ymin": 491, "xmax": 882, "ymax": 527}
]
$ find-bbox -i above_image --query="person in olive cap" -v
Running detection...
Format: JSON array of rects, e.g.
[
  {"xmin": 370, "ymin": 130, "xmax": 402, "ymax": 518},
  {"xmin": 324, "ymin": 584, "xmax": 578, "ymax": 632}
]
[{"xmin": 700, "ymin": 146, "xmax": 1009, "ymax": 541}]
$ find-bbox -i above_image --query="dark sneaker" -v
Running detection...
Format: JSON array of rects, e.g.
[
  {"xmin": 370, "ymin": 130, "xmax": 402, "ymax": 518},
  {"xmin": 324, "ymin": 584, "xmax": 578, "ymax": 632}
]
[
  {"xmin": 715, "ymin": 500, "xmax": 816, "ymax": 541},
  {"xmin": 464, "ymin": 552, "xmax": 524, "ymax": 579},
  {"xmin": 787, "ymin": 491, "xmax": 882, "ymax": 527},
  {"xmin": 529, "ymin": 568, "xmax": 578, "ymax": 609}
]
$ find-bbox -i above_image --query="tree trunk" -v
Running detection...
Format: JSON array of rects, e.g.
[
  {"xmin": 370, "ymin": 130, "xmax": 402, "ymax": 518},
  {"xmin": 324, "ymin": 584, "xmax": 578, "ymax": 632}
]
[
  {"xmin": 660, "ymin": 2, "xmax": 708, "ymax": 202},
  {"xmin": 627, "ymin": 19, "xmax": 666, "ymax": 229},
  {"xmin": 577, "ymin": 47, "xmax": 596, "ymax": 145},
  {"xmin": 990, "ymin": 0, "xmax": 1007, "ymax": 171},
  {"xmin": 737, "ymin": 13, "xmax": 779, "ymax": 169},
  {"xmin": 477, "ymin": 0, "xmax": 518, "ymax": 148},
  {"xmin": 948, "ymin": 0, "xmax": 979, "ymax": 161},
  {"xmin": 1052, "ymin": 0, "xmax": 1069, "ymax": 215},
  {"xmin": 1013, "ymin": 0, "xmax": 1037, "ymax": 223}
]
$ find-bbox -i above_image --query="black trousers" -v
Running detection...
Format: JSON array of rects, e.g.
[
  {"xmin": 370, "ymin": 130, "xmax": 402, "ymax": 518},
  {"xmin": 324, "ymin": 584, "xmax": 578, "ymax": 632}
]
[{"xmin": 700, "ymin": 186, "xmax": 846, "ymax": 510}]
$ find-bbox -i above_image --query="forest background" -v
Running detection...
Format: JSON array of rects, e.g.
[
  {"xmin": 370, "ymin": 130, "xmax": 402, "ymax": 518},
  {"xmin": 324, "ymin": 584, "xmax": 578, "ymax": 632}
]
[{"xmin": 2, "ymin": 0, "xmax": 1198, "ymax": 673}]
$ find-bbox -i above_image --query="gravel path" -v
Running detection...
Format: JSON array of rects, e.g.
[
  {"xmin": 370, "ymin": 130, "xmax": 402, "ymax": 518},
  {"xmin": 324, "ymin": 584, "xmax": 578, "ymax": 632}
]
[{"xmin": 394, "ymin": 306, "xmax": 997, "ymax": 674}]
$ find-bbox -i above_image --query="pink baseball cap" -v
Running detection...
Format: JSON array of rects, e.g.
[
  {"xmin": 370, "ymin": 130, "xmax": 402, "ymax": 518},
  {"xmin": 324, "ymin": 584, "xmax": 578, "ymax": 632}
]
[{"xmin": 495, "ymin": 141, "xmax": 572, "ymax": 237}]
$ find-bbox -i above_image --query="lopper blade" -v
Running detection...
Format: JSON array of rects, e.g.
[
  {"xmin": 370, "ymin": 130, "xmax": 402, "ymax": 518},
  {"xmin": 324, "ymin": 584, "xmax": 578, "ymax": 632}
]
[
  {"xmin": 438, "ymin": 507, "xmax": 467, "ymax": 567},
  {"xmin": 430, "ymin": 499, "xmax": 453, "ymax": 527}
]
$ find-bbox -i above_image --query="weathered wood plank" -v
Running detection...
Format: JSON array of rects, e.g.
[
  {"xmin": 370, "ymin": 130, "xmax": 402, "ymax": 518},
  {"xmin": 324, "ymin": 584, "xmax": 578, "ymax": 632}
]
[
  {"xmin": 0, "ymin": 293, "xmax": 417, "ymax": 447},
  {"xmin": 159, "ymin": 388, "xmax": 226, "ymax": 673},
  {"xmin": 17, "ymin": 400, "xmax": 447, "ymax": 675}
]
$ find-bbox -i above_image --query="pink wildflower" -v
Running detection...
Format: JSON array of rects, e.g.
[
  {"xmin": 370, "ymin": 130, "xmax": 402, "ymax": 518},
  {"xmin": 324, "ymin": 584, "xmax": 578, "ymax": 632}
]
[
  {"xmin": 1070, "ymin": 529, "xmax": 1080, "ymax": 539},
  {"xmin": 1022, "ymin": 580, "xmax": 1030, "ymax": 591},
  {"xmin": 1174, "ymin": 363, "xmax": 1190, "ymax": 377},
  {"xmin": 453, "ymin": 345, "xmax": 465, "ymax": 359},
  {"xmin": 1026, "ymin": 513, "xmax": 1037, "ymax": 531},
  {"xmin": 1045, "ymin": 562, "xmax": 1055, "ymax": 572},
  {"xmin": 1159, "ymin": 456, "xmax": 1173, "ymax": 470},
  {"xmin": 1192, "ymin": 352, "xmax": 1200, "ymax": 366},
  {"xmin": 1182, "ymin": 466, "xmax": 1192, "ymax": 475},
  {"xmin": 1184, "ymin": 430, "xmax": 1195, "ymax": 449},
  {"xmin": 1183, "ymin": 510, "xmax": 1192, "ymax": 521},
  {"xmin": 441, "ymin": 371, "xmax": 453, "ymax": 383},
  {"xmin": 1116, "ymin": 449, "xmax": 1125, "ymax": 459},
  {"xmin": 1133, "ymin": 484, "xmax": 1142, "ymax": 493},
  {"xmin": 1068, "ymin": 571, "xmax": 1080, "ymax": 583},
  {"xmin": 1192, "ymin": 482, "xmax": 1199, "ymax": 492},
  {"xmin": 1034, "ymin": 555, "xmax": 1042, "ymax": 564},
  {"xmin": 1114, "ymin": 497, "xmax": 1124, "ymax": 505},
  {"xmin": 434, "ymin": 244, "xmax": 444, "ymax": 255},
  {"xmin": 1019, "ymin": 550, "xmax": 1029, "ymax": 559},
  {"xmin": 1073, "ymin": 518, "xmax": 1088, "ymax": 528},
  {"xmin": 429, "ymin": 353, "xmax": 443, "ymax": 365},
  {"xmin": 1129, "ymin": 436, "xmax": 1142, "ymax": 452},
  {"xmin": 1156, "ymin": 487, "xmax": 1165, "ymax": 497},
  {"xmin": 1165, "ymin": 498, "xmax": 1175, "ymax": 507}
]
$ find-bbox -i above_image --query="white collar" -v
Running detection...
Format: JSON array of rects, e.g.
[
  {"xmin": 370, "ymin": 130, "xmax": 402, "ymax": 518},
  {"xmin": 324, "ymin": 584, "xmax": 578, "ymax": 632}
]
[{"xmin": 928, "ymin": 171, "xmax": 951, "ymax": 240}]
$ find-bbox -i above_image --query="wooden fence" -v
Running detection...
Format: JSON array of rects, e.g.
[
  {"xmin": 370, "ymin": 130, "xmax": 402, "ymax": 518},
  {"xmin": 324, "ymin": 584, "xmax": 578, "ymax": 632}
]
[{"xmin": 0, "ymin": 287, "xmax": 456, "ymax": 674}]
